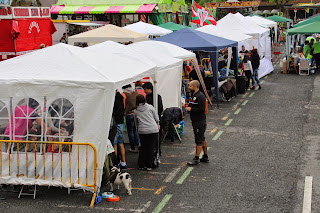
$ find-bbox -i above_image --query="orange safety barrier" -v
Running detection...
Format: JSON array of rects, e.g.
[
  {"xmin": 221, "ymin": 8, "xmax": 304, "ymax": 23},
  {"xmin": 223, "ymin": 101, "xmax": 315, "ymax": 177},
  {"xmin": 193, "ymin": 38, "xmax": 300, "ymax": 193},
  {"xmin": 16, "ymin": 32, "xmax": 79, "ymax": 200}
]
[{"xmin": 0, "ymin": 140, "xmax": 98, "ymax": 207}]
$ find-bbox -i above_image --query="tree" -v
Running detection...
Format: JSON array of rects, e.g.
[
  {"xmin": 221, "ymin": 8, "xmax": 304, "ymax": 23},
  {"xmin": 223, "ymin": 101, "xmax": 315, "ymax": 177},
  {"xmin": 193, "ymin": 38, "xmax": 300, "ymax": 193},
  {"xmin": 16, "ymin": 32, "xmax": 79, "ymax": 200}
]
[
  {"xmin": 186, "ymin": 0, "xmax": 217, "ymax": 7},
  {"xmin": 269, "ymin": 0, "xmax": 293, "ymax": 12}
]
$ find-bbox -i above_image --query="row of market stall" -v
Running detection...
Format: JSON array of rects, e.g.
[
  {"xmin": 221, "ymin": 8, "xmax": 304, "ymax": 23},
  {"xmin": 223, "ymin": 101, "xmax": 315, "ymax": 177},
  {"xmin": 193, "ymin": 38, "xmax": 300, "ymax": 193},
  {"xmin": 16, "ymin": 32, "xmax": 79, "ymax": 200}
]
[
  {"xmin": 285, "ymin": 14, "xmax": 320, "ymax": 72},
  {"xmin": 65, "ymin": 12, "xmax": 276, "ymax": 79},
  {"xmin": 0, "ymin": 39, "xmax": 202, "ymax": 204},
  {"xmin": 0, "ymin": 11, "xmax": 289, "ymax": 206}
]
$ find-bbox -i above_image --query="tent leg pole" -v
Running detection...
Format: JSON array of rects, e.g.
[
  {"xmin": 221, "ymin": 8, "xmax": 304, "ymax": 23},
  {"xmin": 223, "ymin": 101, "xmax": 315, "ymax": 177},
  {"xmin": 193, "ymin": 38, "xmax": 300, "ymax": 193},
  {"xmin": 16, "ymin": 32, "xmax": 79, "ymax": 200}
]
[{"xmin": 210, "ymin": 51, "xmax": 219, "ymax": 108}]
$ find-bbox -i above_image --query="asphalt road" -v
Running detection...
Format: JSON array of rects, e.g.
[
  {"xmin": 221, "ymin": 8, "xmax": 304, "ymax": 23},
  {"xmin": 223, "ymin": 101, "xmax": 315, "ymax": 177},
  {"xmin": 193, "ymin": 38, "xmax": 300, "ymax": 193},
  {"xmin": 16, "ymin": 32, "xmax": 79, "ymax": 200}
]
[{"xmin": 1, "ymin": 45, "xmax": 319, "ymax": 213}]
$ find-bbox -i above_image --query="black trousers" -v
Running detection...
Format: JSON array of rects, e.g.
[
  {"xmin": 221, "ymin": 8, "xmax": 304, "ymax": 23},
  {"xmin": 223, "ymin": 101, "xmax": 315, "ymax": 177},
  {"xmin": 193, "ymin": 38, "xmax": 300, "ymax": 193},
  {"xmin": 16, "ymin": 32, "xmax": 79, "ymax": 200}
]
[
  {"xmin": 244, "ymin": 70, "xmax": 252, "ymax": 89},
  {"xmin": 314, "ymin": 53, "xmax": 320, "ymax": 68},
  {"xmin": 138, "ymin": 133, "xmax": 158, "ymax": 168}
]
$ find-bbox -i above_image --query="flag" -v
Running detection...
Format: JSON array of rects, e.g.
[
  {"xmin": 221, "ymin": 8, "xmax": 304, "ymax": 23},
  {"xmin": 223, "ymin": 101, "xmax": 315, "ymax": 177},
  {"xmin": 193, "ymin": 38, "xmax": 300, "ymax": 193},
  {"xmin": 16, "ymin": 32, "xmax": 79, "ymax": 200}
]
[{"xmin": 192, "ymin": 0, "xmax": 217, "ymax": 26}]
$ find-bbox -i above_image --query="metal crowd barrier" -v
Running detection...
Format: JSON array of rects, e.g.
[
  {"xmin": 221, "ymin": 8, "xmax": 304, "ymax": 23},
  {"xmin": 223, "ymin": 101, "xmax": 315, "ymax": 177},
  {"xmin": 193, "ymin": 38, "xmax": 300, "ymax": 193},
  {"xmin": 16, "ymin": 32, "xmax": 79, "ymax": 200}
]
[{"xmin": 0, "ymin": 140, "xmax": 98, "ymax": 207}]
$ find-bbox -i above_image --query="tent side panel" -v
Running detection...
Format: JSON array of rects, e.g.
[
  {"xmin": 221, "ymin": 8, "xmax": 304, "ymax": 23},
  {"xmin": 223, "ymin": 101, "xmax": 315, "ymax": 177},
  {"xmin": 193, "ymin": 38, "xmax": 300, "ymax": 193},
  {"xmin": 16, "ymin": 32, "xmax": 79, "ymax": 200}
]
[{"xmin": 157, "ymin": 65, "xmax": 183, "ymax": 108}]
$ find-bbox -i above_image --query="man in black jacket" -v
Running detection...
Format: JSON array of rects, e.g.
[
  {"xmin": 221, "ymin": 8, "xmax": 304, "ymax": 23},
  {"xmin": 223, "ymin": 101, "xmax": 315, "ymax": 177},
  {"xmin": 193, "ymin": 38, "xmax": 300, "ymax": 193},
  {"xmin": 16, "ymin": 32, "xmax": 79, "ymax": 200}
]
[
  {"xmin": 113, "ymin": 91, "xmax": 127, "ymax": 170},
  {"xmin": 186, "ymin": 80, "xmax": 209, "ymax": 165},
  {"xmin": 142, "ymin": 82, "xmax": 163, "ymax": 118}
]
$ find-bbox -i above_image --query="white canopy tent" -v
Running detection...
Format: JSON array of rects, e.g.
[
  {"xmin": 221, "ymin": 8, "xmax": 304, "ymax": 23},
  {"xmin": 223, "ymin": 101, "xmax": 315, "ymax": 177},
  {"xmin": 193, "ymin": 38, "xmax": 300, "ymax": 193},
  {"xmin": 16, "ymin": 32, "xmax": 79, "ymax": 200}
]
[
  {"xmin": 217, "ymin": 13, "xmax": 274, "ymax": 77},
  {"xmin": 0, "ymin": 44, "xmax": 157, "ymax": 194},
  {"xmin": 68, "ymin": 24, "xmax": 148, "ymax": 46},
  {"xmin": 247, "ymin": 15, "xmax": 278, "ymax": 55},
  {"xmin": 218, "ymin": 13, "xmax": 269, "ymax": 57},
  {"xmin": 123, "ymin": 21, "xmax": 173, "ymax": 37},
  {"xmin": 196, "ymin": 25, "xmax": 253, "ymax": 51},
  {"xmin": 217, "ymin": 13, "xmax": 274, "ymax": 78},
  {"xmin": 234, "ymin": 13, "xmax": 270, "ymax": 57},
  {"xmin": 133, "ymin": 40, "xmax": 197, "ymax": 61},
  {"xmin": 87, "ymin": 41, "xmax": 183, "ymax": 110}
]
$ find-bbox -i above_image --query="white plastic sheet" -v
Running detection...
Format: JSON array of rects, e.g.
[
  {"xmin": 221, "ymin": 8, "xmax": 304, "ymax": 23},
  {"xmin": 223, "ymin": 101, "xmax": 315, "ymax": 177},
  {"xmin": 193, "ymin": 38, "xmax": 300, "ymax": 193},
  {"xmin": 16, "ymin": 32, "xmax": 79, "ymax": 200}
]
[{"xmin": 259, "ymin": 57, "xmax": 274, "ymax": 79}]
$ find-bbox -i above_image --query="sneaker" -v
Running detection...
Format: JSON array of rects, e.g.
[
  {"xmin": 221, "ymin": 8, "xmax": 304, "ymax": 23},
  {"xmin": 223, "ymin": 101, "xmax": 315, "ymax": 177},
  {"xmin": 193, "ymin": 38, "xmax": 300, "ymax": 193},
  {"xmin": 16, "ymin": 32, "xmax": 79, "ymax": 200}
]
[
  {"xmin": 120, "ymin": 164, "xmax": 127, "ymax": 171},
  {"xmin": 250, "ymin": 86, "xmax": 255, "ymax": 90},
  {"xmin": 187, "ymin": 158, "xmax": 200, "ymax": 166},
  {"xmin": 258, "ymin": 85, "xmax": 262, "ymax": 90},
  {"xmin": 200, "ymin": 156, "xmax": 209, "ymax": 163},
  {"xmin": 129, "ymin": 148, "xmax": 138, "ymax": 153},
  {"xmin": 146, "ymin": 168, "xmax": 152, "ymax": 171}
]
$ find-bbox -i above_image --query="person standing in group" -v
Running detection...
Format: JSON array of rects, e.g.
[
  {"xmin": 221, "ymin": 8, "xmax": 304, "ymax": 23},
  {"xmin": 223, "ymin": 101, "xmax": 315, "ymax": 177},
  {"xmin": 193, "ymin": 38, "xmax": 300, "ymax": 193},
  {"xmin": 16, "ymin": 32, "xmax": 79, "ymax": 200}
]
[
  {"xmin": 60, "ymin": 33, "xmax": 68, "ymax": 44},
  {"xmin": 142, "ymin": 82, "xmax": 163, "ymax": 119},
  {"xmin": 113, "ymin": 91, "xmax": 127, "ymax": 170},
  {"xmin": 135, "ymin": 95, "xmax": 159, "ymax": 171},
  {"xmin": 186, "ymin": 80, "xmax": 209, "ymax": 166},
  {"xmin": 250, "ymin": 49, "xmax": 261, "ymax": 90},
  {"xmin": 239, "ymin": 45, "xmax": 249, "ymax": 54},
  {"xmin": 242, "ymin": 55, "xmax": 253, "ymax": 90},
  {"xmin": 135, "ymin": 80, "xmax": 146, "ymax": 98},
  {"xmin": 313, "ymin": 37, "xmax": 320, "ymax": 69},
  {"xmin": 122, "ymin": 84, "xmax": 140, "ymax": 153},
  {"xmin": 303, "ymin": 41, "xmax": 311, "ymax": 57}
]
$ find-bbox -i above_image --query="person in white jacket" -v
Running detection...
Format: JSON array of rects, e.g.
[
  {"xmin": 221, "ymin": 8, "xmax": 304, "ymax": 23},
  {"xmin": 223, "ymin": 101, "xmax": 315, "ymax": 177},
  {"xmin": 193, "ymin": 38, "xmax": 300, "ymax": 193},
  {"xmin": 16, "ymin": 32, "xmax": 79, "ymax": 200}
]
[{"xmin": 242, "ymin": 55, "xmax": 253, "ymax": 90}]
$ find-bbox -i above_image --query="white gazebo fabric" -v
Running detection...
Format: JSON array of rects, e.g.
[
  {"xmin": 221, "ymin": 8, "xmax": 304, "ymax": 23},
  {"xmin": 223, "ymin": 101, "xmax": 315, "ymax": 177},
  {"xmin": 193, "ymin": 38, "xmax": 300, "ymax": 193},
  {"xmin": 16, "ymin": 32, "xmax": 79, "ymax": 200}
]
[
  {"xmin": 131, "ymin": 40, "xmax": 196, "ymax": 61},
  {"xmin": 247, "ymin": 15, "xmax": 278, "ymax": 51},
  {"xmin": 218, "ymin": 13, "xmax": 269, "ymax": 57},
  {"xmin": 88, "ymin": 41, "xmax": 183, "ymax": 108},
  {"xmin": 68, "ymin": 24, "xmax": 148, "ymax": 46},
  {"xmin": 196, "ymin": 25, "xmax": 253, "ymax": 51},
  {"xmin": 123, "ymin": 21, "xmax": 173, "ymax": 36}
]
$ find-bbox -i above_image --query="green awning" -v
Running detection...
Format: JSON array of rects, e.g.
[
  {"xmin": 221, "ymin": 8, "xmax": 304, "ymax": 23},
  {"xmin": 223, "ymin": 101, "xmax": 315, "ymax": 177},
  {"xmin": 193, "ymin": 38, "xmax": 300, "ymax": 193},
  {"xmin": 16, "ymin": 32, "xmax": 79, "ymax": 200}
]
[
  {"xmin": 287, "ymin": 22, "xmax": 320, "ymax": 35},
  {"xmin": 120, "ymin": 5, "xmax": 141, "ymax": 13},
  {"xmin": 266, "ymin": 15, "xmax": 292, "ymax": 23},
  {"xmin": 158, "ymin": 22, "xmax": 190, "ymax": 31},
  {"xmin": 89, "ymin": 5, "xmax": 110, "ymax": 14},
  {"xmin": 56, "ymin": 0, "xmax": 161, "ymax": 5},
  {"xmin": 51, "ymin": 4, "xmax": 157, "ymax": 14},
  {"xmin": 293, "ymin": 16, "xmax": 320, "ymax": 28},
  {"xmin": 59, "ymin": 6, "xmax": 81, "ymax": 14}
]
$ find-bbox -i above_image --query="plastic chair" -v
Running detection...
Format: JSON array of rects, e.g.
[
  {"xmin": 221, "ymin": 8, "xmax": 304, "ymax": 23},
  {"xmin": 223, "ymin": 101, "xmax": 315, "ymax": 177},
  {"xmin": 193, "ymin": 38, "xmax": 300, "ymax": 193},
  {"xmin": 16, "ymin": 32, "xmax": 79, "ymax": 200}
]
[{"xmin": 299, "ymin": 59, "xmax": 310, "ymax": 75}]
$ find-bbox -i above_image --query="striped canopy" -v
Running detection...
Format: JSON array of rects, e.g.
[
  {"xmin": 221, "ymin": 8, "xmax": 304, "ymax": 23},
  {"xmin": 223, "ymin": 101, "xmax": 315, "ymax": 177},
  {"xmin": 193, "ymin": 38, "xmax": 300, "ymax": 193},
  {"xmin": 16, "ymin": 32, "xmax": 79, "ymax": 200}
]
[{"xmin": 51, "ymin": 4, "xmax": 156, "ymax": 14}]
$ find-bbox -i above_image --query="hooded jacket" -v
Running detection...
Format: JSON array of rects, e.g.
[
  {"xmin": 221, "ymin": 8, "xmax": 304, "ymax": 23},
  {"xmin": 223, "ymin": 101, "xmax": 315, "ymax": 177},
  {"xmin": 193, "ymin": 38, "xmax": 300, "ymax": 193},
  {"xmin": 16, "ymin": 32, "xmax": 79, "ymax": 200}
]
[
  {"xmin": 134, "ymin": 103, "xmax": 159, "ymax": 134},
  {"xmin": 122, "ymin": 87, "xmax": 138, "ymax": 115}
]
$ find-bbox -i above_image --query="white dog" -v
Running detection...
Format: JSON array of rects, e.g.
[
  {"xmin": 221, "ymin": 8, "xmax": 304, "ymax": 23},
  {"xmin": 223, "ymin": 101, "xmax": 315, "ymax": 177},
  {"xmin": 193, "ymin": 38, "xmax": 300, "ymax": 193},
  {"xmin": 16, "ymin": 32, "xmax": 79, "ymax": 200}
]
[{"xmin": 109, "ymin": 167, "xmax": 132, "ymax": 195}]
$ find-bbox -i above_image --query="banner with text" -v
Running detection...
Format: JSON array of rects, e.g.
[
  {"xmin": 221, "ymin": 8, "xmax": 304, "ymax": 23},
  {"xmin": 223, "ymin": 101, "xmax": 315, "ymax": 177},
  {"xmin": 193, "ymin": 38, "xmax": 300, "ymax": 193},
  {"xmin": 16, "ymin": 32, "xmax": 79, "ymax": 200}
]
[
  {"xmin": 205, "ymin": 1, "xmax": 260, "ymax": 9},
  {"xmin": 0, "ymin": 7, "xmax": 50, "ymax": 19}
]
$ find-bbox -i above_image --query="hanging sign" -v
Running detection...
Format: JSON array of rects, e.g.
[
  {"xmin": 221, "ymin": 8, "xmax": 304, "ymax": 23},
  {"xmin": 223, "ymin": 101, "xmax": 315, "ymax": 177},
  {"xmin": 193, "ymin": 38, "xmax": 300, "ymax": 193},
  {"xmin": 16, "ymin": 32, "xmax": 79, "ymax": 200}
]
[
  {"xmin": 206, "ymin": 1, "xmax": 260, "ymax": 9},
  {"xmin": 0, "ymin": 7, "xmax": 12, "ymax": 19},
  {"xmin": 12, "ymin": 7, "xmax": 51, "ymax": 18}
]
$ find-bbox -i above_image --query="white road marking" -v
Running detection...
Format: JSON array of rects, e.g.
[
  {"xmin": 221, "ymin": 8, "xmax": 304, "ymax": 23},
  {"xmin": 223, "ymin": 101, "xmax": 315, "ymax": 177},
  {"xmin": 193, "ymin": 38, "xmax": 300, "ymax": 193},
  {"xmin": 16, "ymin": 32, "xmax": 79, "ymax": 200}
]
[
  {"xmin": 58, "ymin": 205, "xmax": 130, "ymax": 211},
  {"xmin": 303, "ymin": 176, "xmax": 313, "ymax": 213},
  {"xmin": 164, "ymin": 162, "xmax": 186, "ymax": 183},
  {"xmin": 135, "ymin": 201, "xmax": 152, "ymax": 213},
  {"xmin": 148, "ymin": 172, "xmax": 169, "ymax": 175},
  {"xmin": 58, "ymin": 201, "xmax": 152, "ymax": 212}
]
